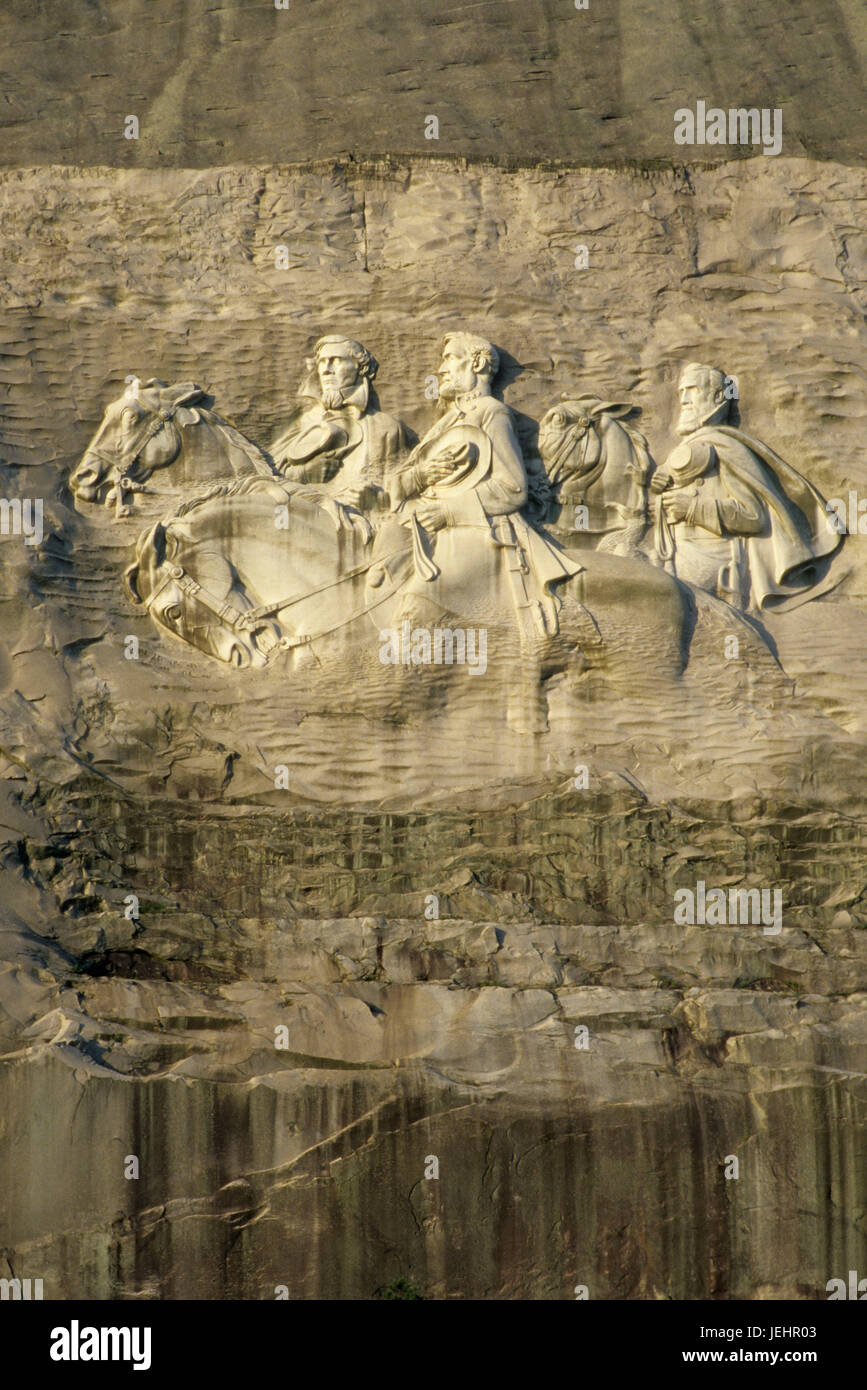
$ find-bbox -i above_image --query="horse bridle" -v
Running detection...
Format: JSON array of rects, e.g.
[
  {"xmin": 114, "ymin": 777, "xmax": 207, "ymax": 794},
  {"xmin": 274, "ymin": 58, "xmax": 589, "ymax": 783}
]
[
  {"xmin": 89, "ymin": 399, "xmax": 186, "ymax": 517},
  {"xmin": 144, "ymin": 562, "xmax": 246, "ymax": 630}
]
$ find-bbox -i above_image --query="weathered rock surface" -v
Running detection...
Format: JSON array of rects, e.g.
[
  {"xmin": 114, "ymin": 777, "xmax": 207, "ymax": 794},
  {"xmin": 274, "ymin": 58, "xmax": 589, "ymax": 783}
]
[
  {"xmin": 3, "ymin": 158, "xmax": 867, "ymax": 804},
  {"xmin": 0, "ymin": 0, "xmax": 866, "ymax": 168},
  {"xmin": 1, "ymin": 775, "xmax": 866, "ymax": 1298},
  {"xmin": 2, "ymin": 154, "xmax": 867, "ymax": 1298}
]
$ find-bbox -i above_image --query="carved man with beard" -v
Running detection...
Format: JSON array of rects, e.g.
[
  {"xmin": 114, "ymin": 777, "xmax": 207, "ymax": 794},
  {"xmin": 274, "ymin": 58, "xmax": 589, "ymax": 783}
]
[
  {"xmin": 652, "ymin": 362, "xmax": 841, "ymax": 610},
  {"xmin": 271, "ymin": 335, "xmax": 411, "ymax": 513},
  {"xmin": 392, "ymin": 331, "xmax": 582, "ymax": 641}
]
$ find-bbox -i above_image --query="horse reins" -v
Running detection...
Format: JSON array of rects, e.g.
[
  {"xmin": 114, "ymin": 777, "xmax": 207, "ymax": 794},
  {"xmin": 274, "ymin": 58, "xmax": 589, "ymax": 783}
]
[
  {"xmin": 144, "ymin": 549, "xmax": 410, "ymax": 656},
  {"xmin": 90, "ymin": 401, "xmax": 184, "ymax": 517}
]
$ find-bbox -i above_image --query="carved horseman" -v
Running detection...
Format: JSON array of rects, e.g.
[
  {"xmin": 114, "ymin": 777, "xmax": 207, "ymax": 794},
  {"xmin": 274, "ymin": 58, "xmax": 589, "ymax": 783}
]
[
  {"xmin": 652, "ymin": 363, "xmax": 842, "ymax": 610},
  {"xmin": 390, "ymin": 333, "xmax": 582, "ymax": 643},
  {"xmin": 270, "ymin": 336, "xmax": 412, "ymax": 514}
]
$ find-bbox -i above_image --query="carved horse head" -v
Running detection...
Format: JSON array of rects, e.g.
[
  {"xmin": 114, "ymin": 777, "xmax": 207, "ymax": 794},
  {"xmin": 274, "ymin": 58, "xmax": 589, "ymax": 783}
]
[
  {"xmin": 123, "ymin": 518, "xmax": 269, "ymax": 668},
  {"xmin": 71, "ymin": 378, "xmax": 273, "ymax": 517},
  {"xmin": 538, "ymin": 395, "xmax": 654, "ymax": 554},
  {"xmin": 70, "ymin": 380, "xmax": 207, "ymax": 514}
]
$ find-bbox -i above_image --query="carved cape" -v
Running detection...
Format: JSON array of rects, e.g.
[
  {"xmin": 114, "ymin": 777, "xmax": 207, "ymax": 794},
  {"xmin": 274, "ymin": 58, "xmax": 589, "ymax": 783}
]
[{"xmin": 656, "ymin": 424, "xmax": 842, "ymax": 609}]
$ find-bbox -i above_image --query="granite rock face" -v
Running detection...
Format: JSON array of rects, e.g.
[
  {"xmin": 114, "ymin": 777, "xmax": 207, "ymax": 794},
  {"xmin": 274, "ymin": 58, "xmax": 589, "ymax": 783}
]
[
  {"xmin": 3, "ymin": 780, "xmax": 867, "ymax": 1300},
  {"xmin": 0, "ymin": 0, "xmax": 866, "ymax": 168},
  {"xmin": 3, "ymin": 158, "xmax": 867, "ymax": 803},
  {"xmin": 2, "ymin": 155, "xmax": 867, "ymax": 1298}
]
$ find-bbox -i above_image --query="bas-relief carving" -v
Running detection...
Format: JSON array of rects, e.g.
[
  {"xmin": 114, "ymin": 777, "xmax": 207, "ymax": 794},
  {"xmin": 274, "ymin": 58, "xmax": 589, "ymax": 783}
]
[
  {"xmin": 538, "ymin": 366, "xmax": 841, "ymax": 607},
  {"xmin": 538, "ymin": 395, "xmax": 653, "ymax": 558},
  {"xmin": 71, "ymin": 336, "xmax": 844, "ymax": 724},
  {"xmin": 650, "ymin": 363, "xmax": 840, "ymax": 610},
  {"xmin": 69, "ymin": 378, "xmax": 273, "ymax": 516},
  {"xmin": 269, "ymin": 336, "xmax": 411, "ymax": 513},
  {"xmin": 388, "ymin": 333, "xmax": 582, "ymax": 651}
]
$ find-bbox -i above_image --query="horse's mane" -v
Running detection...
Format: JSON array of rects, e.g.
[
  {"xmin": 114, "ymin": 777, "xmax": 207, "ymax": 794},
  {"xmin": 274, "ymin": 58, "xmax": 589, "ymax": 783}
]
[
  {"xmin": 173, "ymin": 478, "xmax": 254, "ymax": 518},
  {"xmin": 200, "ymin": 410, "xmax": 275, "ymax": 477},
  {"xmin": 616, "ymin": 417, "xmax": 654, "ymax": 483}
]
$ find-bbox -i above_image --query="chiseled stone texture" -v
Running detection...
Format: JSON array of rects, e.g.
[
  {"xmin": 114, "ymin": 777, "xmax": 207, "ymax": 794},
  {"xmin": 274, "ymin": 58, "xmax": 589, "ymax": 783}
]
[
  {"xmin": 3, "ymin": 158, "xmax": 867, "ymax": 803},
  {"xmin": 2, "ymin": 155, "xmax": 867, "ymax": 1297}
]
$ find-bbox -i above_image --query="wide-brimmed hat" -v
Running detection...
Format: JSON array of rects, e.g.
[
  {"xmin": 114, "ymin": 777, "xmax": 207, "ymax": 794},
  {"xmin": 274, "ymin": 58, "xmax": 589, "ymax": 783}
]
[
  {"xmin": 416, "ymin": 424, "xmax": 494, "ymax": 497},
  {"xmin": 279, "ymin": 416, "xmax": 360, "ymax": 464}
]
